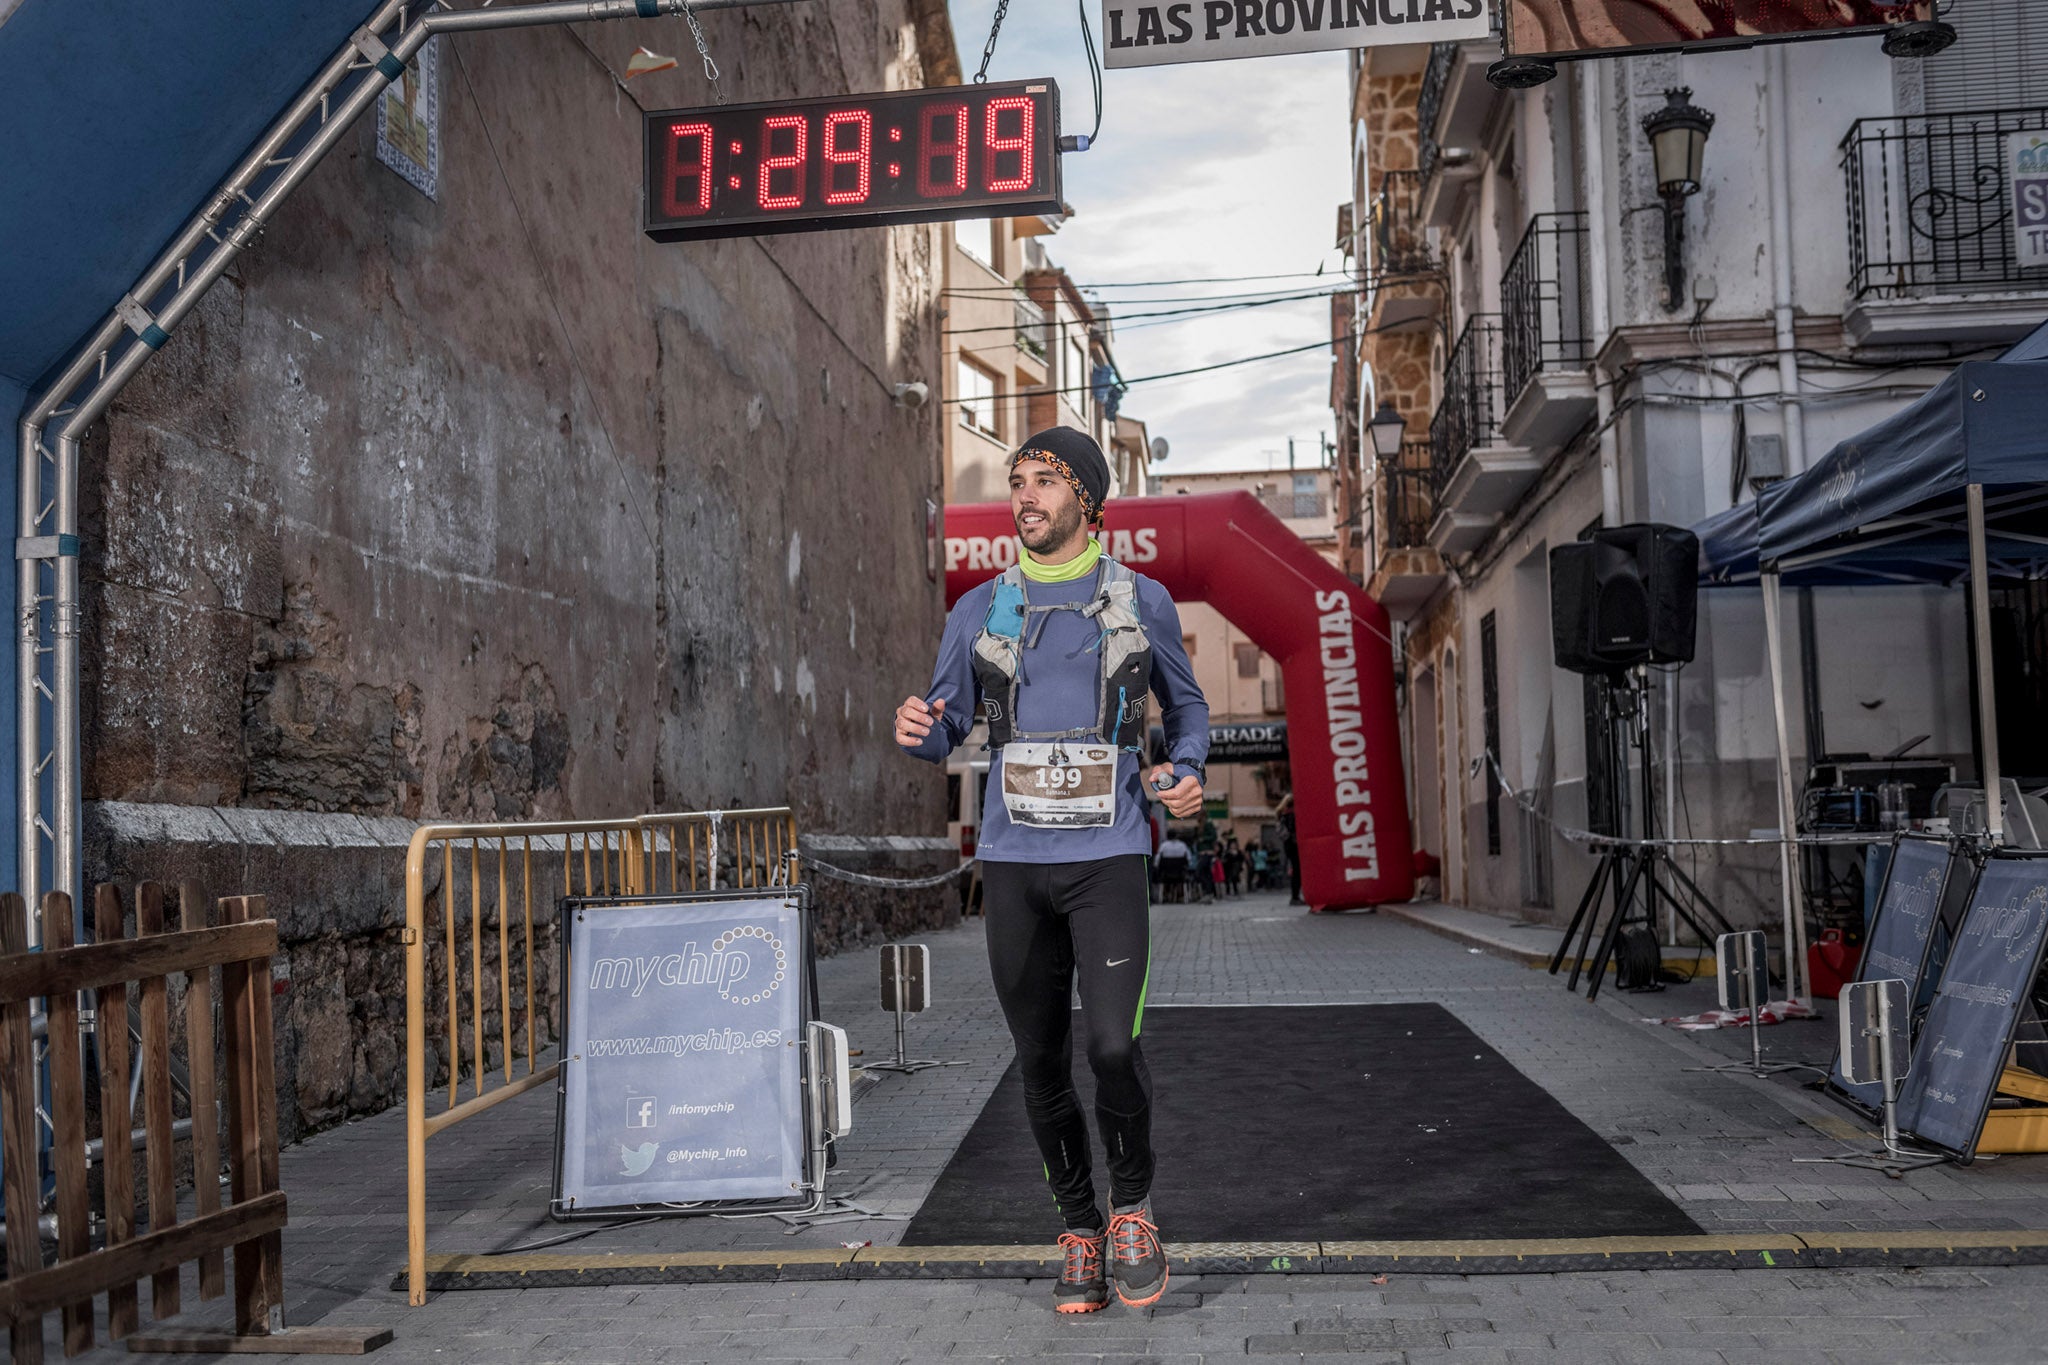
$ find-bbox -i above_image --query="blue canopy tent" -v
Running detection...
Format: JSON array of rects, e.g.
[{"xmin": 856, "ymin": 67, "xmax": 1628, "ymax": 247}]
[{"xmin": 1692, "ymin": 319, "xmax": 2048, "ymax": 992}]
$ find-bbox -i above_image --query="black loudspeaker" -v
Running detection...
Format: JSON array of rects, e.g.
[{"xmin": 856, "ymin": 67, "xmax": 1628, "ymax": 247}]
[{"xmin": 1549, "ymin": 523, "xmax": 1699, "ymax": 675}]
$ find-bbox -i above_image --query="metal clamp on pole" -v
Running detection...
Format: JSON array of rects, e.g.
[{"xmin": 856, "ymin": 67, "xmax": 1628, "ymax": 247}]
[
  {"xmin": 1795, "ymin": 978, "xmax": 1946, "ymax": 1175},
  {"xmin": 1685, "ymin": 930, "xmax": 1806, "ymax": 1079},
  {"xmin": 867, "ymin": 944, "xmax": 965, "ymax": 1075}
]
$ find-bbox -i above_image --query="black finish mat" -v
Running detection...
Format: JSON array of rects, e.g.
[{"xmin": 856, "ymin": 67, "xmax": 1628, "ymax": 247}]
[{"xmin": 900, "ymin": 1003, "xmax": 1700, "ymax": 1245}]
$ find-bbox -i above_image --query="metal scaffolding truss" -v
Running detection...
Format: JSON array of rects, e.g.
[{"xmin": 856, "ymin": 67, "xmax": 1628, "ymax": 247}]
[{"xmin": 13, "ymin": 0, "xmax": 803, "ymax": 938}]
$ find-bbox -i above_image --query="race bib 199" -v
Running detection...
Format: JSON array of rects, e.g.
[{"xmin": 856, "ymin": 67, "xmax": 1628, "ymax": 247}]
[{"xmin": 1001, "ymin": 742, "xmax": 1118, "ymax": 828}]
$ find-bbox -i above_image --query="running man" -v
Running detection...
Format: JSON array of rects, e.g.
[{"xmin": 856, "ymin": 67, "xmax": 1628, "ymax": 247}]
[{"xmin": 895, "ymin": 426, "xmax": 1208, "ymax": 1313}]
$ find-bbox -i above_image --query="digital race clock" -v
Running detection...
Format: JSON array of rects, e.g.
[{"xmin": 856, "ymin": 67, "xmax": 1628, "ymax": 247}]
[{"xmin": 643, "ymin": 79, "xmax": 1064, "ymax": 242}]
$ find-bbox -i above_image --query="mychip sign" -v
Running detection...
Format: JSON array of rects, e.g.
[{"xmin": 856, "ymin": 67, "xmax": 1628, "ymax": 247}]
[
  {"xmin": 1102, "ymin": 0, "xmax": 1491, "ymax": 68},
  {"xmin": 554, "ymin": 891, "xmax": 810, "ymax": 1214},
  {"xmin": 1895, "ymin": 854, "xmax": 2048, "ymax": 1160}
]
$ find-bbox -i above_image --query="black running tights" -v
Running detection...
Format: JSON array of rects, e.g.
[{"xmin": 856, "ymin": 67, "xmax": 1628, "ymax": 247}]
[{"xmin": 980, "ymin": 855, "xmax": 1153, "ymax": 1231}]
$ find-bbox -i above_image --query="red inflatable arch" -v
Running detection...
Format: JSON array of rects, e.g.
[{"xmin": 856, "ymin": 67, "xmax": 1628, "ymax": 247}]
[{"xmin": 943, "ymin": 492, "xmax": 1414, "ymax": 909}]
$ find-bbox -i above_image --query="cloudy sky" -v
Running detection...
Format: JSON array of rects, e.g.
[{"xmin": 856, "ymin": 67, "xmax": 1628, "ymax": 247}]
[{"xmin": 944, "ymin": 2, "xmax": 1354, "ymax": 474}]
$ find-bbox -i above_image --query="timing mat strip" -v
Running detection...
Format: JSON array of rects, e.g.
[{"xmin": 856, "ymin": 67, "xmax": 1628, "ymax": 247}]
[{"xmin": 409, "ymin": 1230, "xmax": 2048, "ymax": 1289}]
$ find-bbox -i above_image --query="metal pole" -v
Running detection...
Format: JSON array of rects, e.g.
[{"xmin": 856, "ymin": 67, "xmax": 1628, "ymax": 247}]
[
  {"xmin": 1765, "ymin": 44, "xmax": 1806, "ymax": 476},
  {"xmin": 1762, "ymin": 571, "xmax": 1809, "ymax": 1003},
  {"xmin": 1968, "ymin": 484, "xmax": 2004, "ymax": 845},
  {"xmin": 1878, "ymin": 985, "xmax": 1901, "ymax": 1155},
  {"xmin": 1747, "ymin": 936, "xmax": 1764, "ymax": 1072},
  {"xmin": 1576, "ymin": 63, "xmax": 1621, "ymax": 526},
  {"xmin": 17, "ymin": 413, "xmax": 44, "ymax": 928}
]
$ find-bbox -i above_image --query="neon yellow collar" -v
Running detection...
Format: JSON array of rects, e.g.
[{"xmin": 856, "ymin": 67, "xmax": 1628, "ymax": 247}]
[{"xmin": 1020, "ymin": 537, "xmax": 1102, "ymax": 583}]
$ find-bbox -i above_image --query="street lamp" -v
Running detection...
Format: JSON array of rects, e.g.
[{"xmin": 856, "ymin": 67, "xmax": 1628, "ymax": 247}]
[
  {"xmin": 1367, "ymin": 399, "xmax": 1407, "ymax": 462},
  {"xmin": 1641, "ymin": 88, "xmax": 1714, "ymax": 311}
]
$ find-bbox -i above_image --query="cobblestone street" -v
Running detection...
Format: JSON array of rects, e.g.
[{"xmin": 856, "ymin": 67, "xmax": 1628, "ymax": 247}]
[{"xmin": 46, "ymin": 888, "xmax": 2048, "ymax": 1362}]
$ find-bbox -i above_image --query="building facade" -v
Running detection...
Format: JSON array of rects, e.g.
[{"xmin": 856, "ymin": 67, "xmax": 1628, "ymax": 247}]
[
  {"xmin": 1342, "ymin": 0, "xmax": 2048, "ymax": 931},
  {"xmin": 943, "ymin": 218, "xmax": 1144, "ymax": 505}
]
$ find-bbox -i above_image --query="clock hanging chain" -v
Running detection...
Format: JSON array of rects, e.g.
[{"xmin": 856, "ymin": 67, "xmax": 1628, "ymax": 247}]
[
  {"xmin": 974, "ymin": 0, "xmax": 1010, "ymax": 84},
  {"xmin": 679, "ymin": 1, "xmax": 726, "ymax": 103}
]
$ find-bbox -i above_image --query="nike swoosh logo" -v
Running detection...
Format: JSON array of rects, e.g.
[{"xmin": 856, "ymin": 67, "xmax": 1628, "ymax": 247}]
[{"xmin": 1106, "ymin": 958, "xmax": 1131, "ymax": 967}]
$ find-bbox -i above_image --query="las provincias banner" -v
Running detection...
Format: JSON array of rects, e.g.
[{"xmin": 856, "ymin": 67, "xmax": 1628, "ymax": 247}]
[{"xmin": 1101, "ymin": 0, "xmax": 1491, "ymax": 68}]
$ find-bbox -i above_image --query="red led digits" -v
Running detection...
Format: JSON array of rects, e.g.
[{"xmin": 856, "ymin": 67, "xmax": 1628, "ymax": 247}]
[
  {"xmin": 917, "ymin": 101, "xmax": 969, "ymax": 197},
  {"xmin": 821, "ymin": 109, "xmax": 872, "ymax": 206},
  {"xmin": 983, "ymin": 96, "xmax": 1034, "ymax": 193},
  {"xmin": 660, "ymin": 120, "xmax": 714, "ymax": 217},
  {"xmin": 758, "ymin": 113, "xmax": 807, "ymax": 210}
]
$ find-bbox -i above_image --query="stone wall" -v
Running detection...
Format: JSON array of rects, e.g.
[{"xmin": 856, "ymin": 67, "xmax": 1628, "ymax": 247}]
[{"xmin": 78, "ymin": 5, "xmax": 961, "ymax": 1141}]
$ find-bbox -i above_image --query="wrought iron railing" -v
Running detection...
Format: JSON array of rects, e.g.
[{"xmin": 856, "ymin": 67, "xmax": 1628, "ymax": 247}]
[
  {"xmin": 1382, "ymin": 440, "xmax": 1436, "ymax": 550},
  {"xmin": 1373, "ymin": 169, "xmax": 1434, "ymax": 276},
  {"xmin": 1842, "ymin": 106, "xmax": 2048, "ymax": 299},
  {"xmin": 1500, "ymin": 212, "xmax": 1591, "ymax": 402},
  {"xmin": 1429, "ymin": 314, "xmax": 1504, "ymax": 477},
  {"xmin": 1417, "ymin": 41, "xmax": 1456, "ymax": 184},
  {"xmin": 1259, "ymin": 491, "xmax": 1329, "ymax": 521}
]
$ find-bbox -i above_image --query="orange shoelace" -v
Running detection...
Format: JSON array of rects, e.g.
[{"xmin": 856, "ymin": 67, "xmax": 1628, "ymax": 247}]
[
  {"xmin": 1108, "ymin": 1208, "xmax": 1158, "ymax": 1262},
  {"xmin": 1058, "ymin": 1231, "xmax": 1104, "ymax": 1280}
]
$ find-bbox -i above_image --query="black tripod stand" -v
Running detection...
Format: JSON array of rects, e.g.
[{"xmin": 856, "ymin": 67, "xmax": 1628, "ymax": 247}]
[{"xmin": 1550, "ymin": 669, "xmax": 1735, "ymax": 999}]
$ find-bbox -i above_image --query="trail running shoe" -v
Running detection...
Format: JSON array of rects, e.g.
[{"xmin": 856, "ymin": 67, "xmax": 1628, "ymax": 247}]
[
  {"xmin": 1107, "ymin": 1202, "xmax": 1168, "ymax": 1307},
  {"xmin": 1053, "ymin": 1229, "xmax": 1108, "ymax": 1313}
]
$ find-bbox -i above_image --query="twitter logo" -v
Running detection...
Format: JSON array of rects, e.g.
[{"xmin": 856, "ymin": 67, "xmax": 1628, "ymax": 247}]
[{"xmin": 619, "ymin": 1141, "xmax": 658, "ymax": 1177}]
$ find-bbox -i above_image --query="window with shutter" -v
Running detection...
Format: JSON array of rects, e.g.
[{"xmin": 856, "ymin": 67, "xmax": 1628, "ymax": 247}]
[{"xmin": 1923, "ymin": 0, "xmax": 2048, "ymax": 114}]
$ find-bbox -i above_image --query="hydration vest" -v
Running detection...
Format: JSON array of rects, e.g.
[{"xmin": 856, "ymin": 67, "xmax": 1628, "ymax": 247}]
[{"xmin": 970, "ymin": 558, "xmax": 1153, "ymax": 750}]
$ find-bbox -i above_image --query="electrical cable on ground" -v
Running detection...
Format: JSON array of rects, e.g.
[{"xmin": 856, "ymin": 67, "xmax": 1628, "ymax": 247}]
[{"xmin": 485, "ymin": 1216, "xmax": 661, "ymax": 1254}]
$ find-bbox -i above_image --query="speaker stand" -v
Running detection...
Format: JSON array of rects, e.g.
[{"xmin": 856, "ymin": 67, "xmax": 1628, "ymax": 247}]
[{"xmin": 1553, "ymin": 671, "xmax": 1736, "ymax": 1000}]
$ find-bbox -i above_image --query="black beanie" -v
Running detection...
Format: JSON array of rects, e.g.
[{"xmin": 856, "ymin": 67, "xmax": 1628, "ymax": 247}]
[{"xmin": 1011, "ymin": 426, "xmax": 1111, "ymax": 522}]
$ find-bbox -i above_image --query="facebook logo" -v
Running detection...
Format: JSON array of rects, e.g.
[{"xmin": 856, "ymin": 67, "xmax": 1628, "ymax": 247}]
[{"xmin": 626, "ymin": 1095, "xmax": 657, "ymax": 1129}]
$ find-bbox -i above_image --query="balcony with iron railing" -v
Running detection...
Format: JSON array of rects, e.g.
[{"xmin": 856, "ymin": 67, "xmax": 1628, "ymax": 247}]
[
  {"xmin": 1258, "ymin": 489, "xmax": 1330, "ymax": 522},
  {"xmin": 1364, "ymin": 169, "xmax": 1442, "ymax": 336},
  {"xmin": 1842, "ymin": 106, "xmax": 2048, "ymax": 345},
  {"xmin": 1014, "ymin": 292, "xmax": 1049, "ymax": 361},
  {"xmin": 1383, "ymin": 442, "xmax": 1435, "ymax": 550},
  {"xmin": 1498, "ymin": 211, "xmax": 1596, "ymax": 456},
  {"xmin": 1413, "ymin": 38, "xmax": 1509, "ymax": 229},
  {"xmin": 1428, "ymin": 314, "xmax": 1540, "ymax": 558},
  {"xmin": 1429, "ymin": 313, "xmax": 1504, "ymax": 474},
  {"xmin": 1416, "ymin": 41, "xmax": 1456, "ymax": 185},
  {"xmin": 1374, "ymin": 169, "xmax": 1434, "ymax": 276},
  {"xmin": 1368, "ymin": 440, "xmax": 1449, "ymax": 622}
]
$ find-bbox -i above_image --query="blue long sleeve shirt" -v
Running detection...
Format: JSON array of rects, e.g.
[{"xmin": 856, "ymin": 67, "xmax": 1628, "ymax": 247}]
[{"xmin": 905, "ymin": 563, "xmax": 1209, "ymax": 864}]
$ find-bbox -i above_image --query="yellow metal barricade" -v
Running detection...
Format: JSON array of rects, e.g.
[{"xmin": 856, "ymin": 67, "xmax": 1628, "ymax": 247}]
[{"xmin": 403, "ymin": 807, "xmax": 798, "ymax": 1305}]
